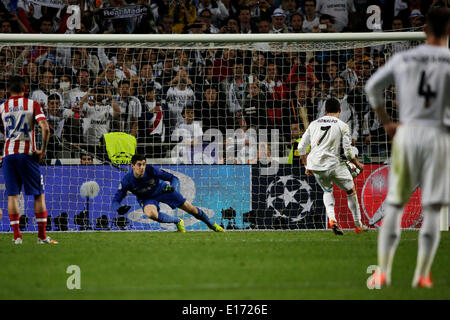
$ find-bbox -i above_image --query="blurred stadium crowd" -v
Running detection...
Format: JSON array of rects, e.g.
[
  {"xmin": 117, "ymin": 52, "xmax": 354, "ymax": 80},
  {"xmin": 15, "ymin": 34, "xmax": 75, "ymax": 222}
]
[{"xmin": 0, "ymin": 0, "xmax": 445, "ymax": 163}]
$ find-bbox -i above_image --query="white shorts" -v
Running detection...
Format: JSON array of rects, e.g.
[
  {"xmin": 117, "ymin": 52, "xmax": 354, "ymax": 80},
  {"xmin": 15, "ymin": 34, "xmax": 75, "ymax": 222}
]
[
  {"xmin": 313, "ymin": 162, "xmax": 354, "ymax": 193},
  {"xmin": 387, "ymin": 125, "xmax": 450, "ymax": 206}
]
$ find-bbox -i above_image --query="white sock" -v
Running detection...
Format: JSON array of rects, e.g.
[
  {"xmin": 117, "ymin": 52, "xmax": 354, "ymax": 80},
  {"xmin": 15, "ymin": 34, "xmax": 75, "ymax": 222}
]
[
  {"xmin": 323, "ymin": 191, "xmax": 336, "ymax": 223},
  {"xmin": 412, "ymin": 205, "xmax": 441, "ymax": 286},
  {"xmin": 378, "ymin": 203, "xmax": 403, "ymax": 285},
  {"xmin": 348, "ymin": 193, "xmax": 362, "ymax": 227}
]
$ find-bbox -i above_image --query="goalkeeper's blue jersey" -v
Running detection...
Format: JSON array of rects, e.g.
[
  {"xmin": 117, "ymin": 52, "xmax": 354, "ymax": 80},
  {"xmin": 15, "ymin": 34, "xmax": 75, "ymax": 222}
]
[{"xmin": 111, "ymin": 165, "xmax": 179, "ymax": 211}]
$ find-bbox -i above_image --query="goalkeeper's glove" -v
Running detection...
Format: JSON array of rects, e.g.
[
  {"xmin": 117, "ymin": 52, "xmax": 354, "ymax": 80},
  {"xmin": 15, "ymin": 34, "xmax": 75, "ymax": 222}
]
[
  {"xmin": 162, "ymin": 185, "xmax": 175, "ymax": 193},
  {"xmin": 117, "ymin": 205, "xmax": 131, "ymax": 215}
]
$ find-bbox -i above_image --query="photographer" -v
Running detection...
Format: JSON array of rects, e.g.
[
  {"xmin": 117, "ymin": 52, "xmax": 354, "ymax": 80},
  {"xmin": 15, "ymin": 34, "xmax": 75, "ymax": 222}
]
[{"xmin": 311, "ymin": 14, "xmax": 338, "ymax": 33}]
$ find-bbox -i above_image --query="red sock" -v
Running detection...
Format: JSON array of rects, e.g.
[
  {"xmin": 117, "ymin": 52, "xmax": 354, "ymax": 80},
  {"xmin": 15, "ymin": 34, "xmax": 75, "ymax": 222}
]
[
  {"xmin": 9, "ymin": 213, "xmax": 21, "ymax": 240},
  {"xmin": 35, "ymin": 210, "xmax": 47, "ymax": 240}
]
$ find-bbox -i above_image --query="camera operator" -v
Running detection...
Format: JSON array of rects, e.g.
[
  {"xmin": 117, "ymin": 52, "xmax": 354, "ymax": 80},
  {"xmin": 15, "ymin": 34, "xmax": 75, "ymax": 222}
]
[{"xmin": 311, "ymin": 14, "xmax": 338, "ymax": 33}]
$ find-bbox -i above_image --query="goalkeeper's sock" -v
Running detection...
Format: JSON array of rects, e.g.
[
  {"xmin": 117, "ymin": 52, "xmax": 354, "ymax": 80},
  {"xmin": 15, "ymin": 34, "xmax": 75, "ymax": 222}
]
[
  {"xmin": 9, "ymin": 213, "xmax": 21, "ymax": 240},
  {"xmin": 347, "ymin": 193, "xmax": 362, "ymax": 227},
  {"xmin": 378, "ymin": 203, "xmax": 403, "ymax": 285},
  {"xmin": 323, "ymin": 191, "xmax": 336, "ymax": 224},
  {"xmin": 155, "ymin": 211, "xmax": 180, "ymax": 224},
  {"xmin": 412, "ymin": 205, "xmax": 440, "ymax": 287},
  {"xmin": 35, "ymin": 210, "xmax": 47, "ymax": 240},
  {"xmin": 193, "ymin": 207, "xmax": 214, "ymax": 228}
]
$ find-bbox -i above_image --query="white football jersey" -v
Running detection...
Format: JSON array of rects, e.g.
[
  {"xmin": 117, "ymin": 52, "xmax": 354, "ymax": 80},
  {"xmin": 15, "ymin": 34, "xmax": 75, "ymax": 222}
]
[
  {"xmin": 298, "ymin": 115, "xmax": 355, "ymax": 171},
  {"xmin": 365, "ymin": 44, "xmax": 450, "ymax": 127},
  {"xmin": 81, "ymin": 103, "xmax": 114, "ymax": 144}
]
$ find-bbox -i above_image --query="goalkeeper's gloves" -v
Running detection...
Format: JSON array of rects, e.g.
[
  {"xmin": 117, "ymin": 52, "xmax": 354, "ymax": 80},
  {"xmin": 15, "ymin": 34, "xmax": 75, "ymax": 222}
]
[
  {"xmin": 162, "ymin": 185, "xmax": 175, "ymax": 193},
  {"xmin": 117, "ymin": 205, "xmax": 131, "ymax": 215}
]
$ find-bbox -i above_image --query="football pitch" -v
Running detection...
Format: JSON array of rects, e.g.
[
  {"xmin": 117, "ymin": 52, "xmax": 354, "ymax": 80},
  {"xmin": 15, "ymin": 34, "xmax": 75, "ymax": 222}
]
[{"xmin": 0, "ymin": 231, "xmax": 449, "ymax": 300}]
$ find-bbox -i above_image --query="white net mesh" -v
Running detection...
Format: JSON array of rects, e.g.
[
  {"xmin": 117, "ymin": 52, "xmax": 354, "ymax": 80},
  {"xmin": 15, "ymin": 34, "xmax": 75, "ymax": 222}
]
[{"xmin": 0, "ymin": 34, "xmax": 426, "ymax": 232}]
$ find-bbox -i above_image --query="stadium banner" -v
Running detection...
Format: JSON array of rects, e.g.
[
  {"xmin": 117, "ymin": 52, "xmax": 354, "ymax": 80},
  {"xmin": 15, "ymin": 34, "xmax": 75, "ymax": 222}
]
[
  {"xmin": 0, "ymin": 165, "xmax": 251, "ymax": 232},
  {"xmin": 100, "ymin": 5, "xmax": 148, "ymax": 20},
  {"xmin": 29, "ymin": 0, "xmax": 65, "ymax": 9},
  {"xmin": 251, "ymin": 164, "xmax": 327, "ymax": 229},
  {"xmin": 334, "ymin": 164, "xmax": 423, "ymax": 229}
]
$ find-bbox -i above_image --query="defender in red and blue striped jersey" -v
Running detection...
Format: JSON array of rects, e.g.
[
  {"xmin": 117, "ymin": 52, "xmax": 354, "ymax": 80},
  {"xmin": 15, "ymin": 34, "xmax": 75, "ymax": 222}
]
[{"xmin": 0, "ymin": 76, "xmax": 57, "ymax": 244}]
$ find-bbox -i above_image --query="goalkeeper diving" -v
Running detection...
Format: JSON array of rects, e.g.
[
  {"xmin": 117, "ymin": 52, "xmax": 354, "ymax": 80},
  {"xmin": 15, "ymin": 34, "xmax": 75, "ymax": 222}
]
[{"xmin": 111, "ymin": 154, "xmax": 225, "ymax": 232}]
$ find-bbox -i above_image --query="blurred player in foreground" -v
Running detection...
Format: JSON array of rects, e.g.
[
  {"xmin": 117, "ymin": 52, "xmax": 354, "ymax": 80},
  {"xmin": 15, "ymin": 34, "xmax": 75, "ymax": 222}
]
[
  {"xmin": 0, "ymin": 76, "xmax": 57, "ymax": 244},
  {"xmin": 297, "ymin": 98, "xmax": 367, "ymax": 235},
  {"xmin": 112, "ymin": 154, "xmax": 225, "ymax": 232},
  {"xmin": 365, "ymin": 7, "xmax": 450, "ymax": 288}
]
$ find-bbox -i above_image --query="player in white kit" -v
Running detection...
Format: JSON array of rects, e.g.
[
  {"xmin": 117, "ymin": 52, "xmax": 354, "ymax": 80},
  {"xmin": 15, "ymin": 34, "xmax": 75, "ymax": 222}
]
[
  {"xmin": 365, "ymin": 7, "xmax": 450, "ymax": 288},
  {"xmin": 298, "ymin": 98, "xmax": 367, "ymax": 235}
]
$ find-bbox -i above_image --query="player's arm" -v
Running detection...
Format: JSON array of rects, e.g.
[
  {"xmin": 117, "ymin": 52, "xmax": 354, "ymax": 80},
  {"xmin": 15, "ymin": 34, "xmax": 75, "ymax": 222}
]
[
  {"xmin": 297, "ymin": 126, "xmax": 312, "ymax": 174},
  {"xmin": 364, "ymin": 56, "xmax": 398, "ymax": 137},
  {"xmin": 111, "ymin": 179, "xmax": 130, "ymax": 214},
  {"xmin": 342, "ymin": 124, "xmax": 363, "ymax": 171},
  {"xmin": 108, "ymin": 89, "xmax": 121, "ymax": 118},
  {"xmin": 34, "ymin": 101, "xmax": 49, "ymax": 163},
  {"xmin": 149, "ymin": 165, "xmax": 180, "ymax": 192}
]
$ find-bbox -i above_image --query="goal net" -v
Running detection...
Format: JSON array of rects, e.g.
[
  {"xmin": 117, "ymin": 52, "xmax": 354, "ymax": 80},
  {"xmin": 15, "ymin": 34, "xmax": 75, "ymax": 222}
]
[{"xmin": 0, "ymin": 32, "xmax": 430, "ymax": 232}]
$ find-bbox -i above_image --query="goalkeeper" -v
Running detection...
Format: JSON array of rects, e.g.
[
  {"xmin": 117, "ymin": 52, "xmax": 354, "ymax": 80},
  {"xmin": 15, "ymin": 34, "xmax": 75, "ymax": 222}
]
[{"xmin": 111, "ymin": 154, "xmax": 225, "ymax": 232}]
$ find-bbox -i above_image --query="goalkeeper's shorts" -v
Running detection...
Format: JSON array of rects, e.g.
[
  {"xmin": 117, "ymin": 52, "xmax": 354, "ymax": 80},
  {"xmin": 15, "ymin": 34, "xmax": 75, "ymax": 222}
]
[
  {"xmin": 3, "ymin": 154, "xmax": 45, "ymax": 196},
  {"xmin": 139, "ymin": 190, "xmax": 186, "ymax": 212}
]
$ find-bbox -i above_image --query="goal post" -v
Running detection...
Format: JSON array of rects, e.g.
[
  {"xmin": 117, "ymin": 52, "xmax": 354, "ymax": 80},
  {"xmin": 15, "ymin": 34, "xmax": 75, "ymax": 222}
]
[{"xmin": 1, "ymin": 31, "xmax": 444, "ymax": 233}]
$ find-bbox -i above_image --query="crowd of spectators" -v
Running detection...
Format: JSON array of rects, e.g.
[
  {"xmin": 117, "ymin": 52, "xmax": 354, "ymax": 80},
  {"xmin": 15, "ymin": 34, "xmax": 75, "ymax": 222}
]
[{"xmin": 0, "ymin": 0, "xmax": 446, "ymax": 163}]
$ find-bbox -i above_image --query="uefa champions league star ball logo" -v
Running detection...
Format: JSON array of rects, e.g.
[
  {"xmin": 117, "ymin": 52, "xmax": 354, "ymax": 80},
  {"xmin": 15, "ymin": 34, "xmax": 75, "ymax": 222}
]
[{"xmin": 266, "ymin": 175, "xmax": 314, "ymax": 222}]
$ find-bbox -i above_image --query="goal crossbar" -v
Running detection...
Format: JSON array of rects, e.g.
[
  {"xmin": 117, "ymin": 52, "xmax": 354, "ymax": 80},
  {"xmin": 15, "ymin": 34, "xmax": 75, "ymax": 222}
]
[{"xmin": 0, "ymin": 32, "xmax": 426, "ymax": 44}]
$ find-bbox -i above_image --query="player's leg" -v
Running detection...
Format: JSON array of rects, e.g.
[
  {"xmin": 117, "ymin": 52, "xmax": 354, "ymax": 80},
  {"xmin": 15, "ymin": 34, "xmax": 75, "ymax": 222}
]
[
  {"xmin": 346, "ymin": 187, "xmax": 367, "ymax": 232},
  {"xmin": 377, "ymin": 127, "xmax": 418, "ymax": 285},
  {"xmin": 412, "ymin": 204, "xmax": 441, "ymax": 288},
  {"xmin": 143, "ymin": 203, "xmax": 180, "ymax": 223},
  {"xmin": 313, "ymin": 171, "xmax": 343, "ymax": 235},
  {"xmin": 34, "ymin": 193, "xmax": 58, "ymax": 244},
  {"xmin": 178, "ymin": 201, "xmax": 224, "ymax": 232},
  {"xmin": 20, "ymin": 155, "xmax": 57, "ymax": 244},
  {"xmin": 8, "ymin": 195, "xmax": 22, "ymax": 243},
  {"xmin": 34, "ymin": 194, "xmax": 48, "ymax": 240},
  {"xmin": 411, "ymin": 128, "xmax": 449, "ymax": 287},
  {"xmin": 334, "ymin": 163, "xmax": 367, "ymax": 232},
  {"xmin": 3, "ymin": 155, "xmax": 23, "ymax": 243}
]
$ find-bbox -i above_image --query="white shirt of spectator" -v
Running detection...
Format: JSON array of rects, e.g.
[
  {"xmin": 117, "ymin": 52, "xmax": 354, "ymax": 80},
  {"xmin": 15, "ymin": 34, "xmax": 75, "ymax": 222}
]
[
  {"xmin": 116, "ymin": 95, "xmax": 142, "ymax": 133},
  {"xmin": 81, "ymin": 102, "xmax": 114, "ymax": 145},
  {"xmin": 315, "ymin": 0, "xmax": 356, "ymax": 32},
  {"xmin": 30, "ymin": 89, "xmax": 60, "ymax": 110},
  {"xmin": 297, "ymin": 115, "xmax": 355, "ymax": 171},
  {"xmin": 302, "ymin": 15, "xmax": 320, "ymax": 32},
  {"xmin": 365, "ymin": 44, "xmax": 450, "ymax": 127},
  {"xmin": 198, "ymin": 1, "xmax": 229, "ymax": 28},
  {"xmin": 166, "ymin": 86, "xmax": 195, "ymax": 125},
  {"xmin": 394, "ymin": 0, "xmax": 408, "ymax": 17},
  {"xmin": 340, "ymin": 67, "xmax": 358, "ymax": 91},
  {"xmin": 173, "ymin": 120, "xmax": 203, "ymax": 164},
  {"xmin": 67, "ymin": 86, "xmax": 88, "ymax": 112},
  {"xmin": 46, "ymin": 108, "xmax": 74, "ymax": 138},
  {"xmin": 362, "ymin": 110, "xmax": 382, "ymax": 137},
  {"xmin": 175, "ymin": 120, "xmax": 203, "ymax": 144},
  {"xmin": 226, "ymin": 129, "xmax": 258, "ymax": 164}
]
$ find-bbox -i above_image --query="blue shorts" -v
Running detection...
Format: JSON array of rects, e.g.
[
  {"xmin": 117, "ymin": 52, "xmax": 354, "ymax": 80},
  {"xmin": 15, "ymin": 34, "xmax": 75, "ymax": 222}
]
[
  {"xmin": 139, "ymin": 190, "xmax": 186, "ymax": 212},
  {"xmin": 3, "ymin": 154, "xmax": 45, "ymax": 196}
]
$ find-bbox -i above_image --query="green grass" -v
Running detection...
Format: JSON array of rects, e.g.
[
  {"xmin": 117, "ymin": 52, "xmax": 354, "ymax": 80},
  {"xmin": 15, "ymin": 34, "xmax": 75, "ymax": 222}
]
[{"xmin": 0, "ymin": 231, "xmax": 448, "ymax": 300}]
